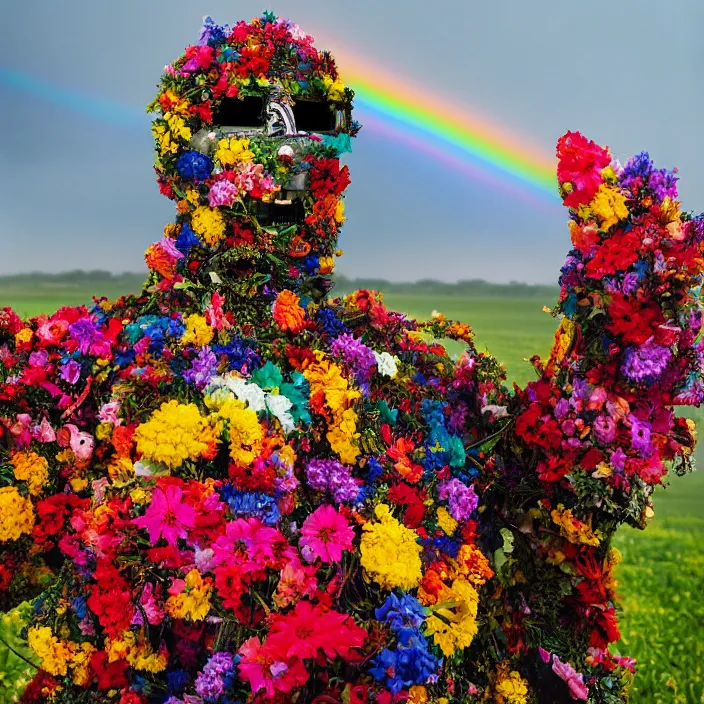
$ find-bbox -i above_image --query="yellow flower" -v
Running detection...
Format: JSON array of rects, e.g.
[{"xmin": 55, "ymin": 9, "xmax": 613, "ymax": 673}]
[
  {"xmin": 106, "ymin": 632, "xmax": 168, "ymax": 672},
  {"xmin": 15, "ymin": 327, "xmax": 33, "ymax": 345},
  {"xmin": 27, "ymin": 626, "xmax": 73, "ymax": 677},
  {"xmin": 215, "ymin": 137, "xmax": 254, "ymax": 166},
  {"xmin": 213, "ymin": 398, "xmax": 264, "ymax": 466},
  {"xmin": 165, "ymin": 112, "xmax": 192, "ymax": 142},
  {"xmin": 303, "ymin": 354, "xmax": 361, "ymax": 464},
  {"xmin": 322, "ymin": 74, "xmax": 346, "ymax": 102},
  {"xmin": 494, "ymin": 664, "xmax": 529, "ymax": 704},
  {"xmin": 70, "ymin": 642, "xmax": 96, "ymax": 686},
  {"xmin": 11, "ymin": 451, "xmax": 49, "ymax": 496},
  {"xmin": 134, "ymin": 400, "xmax": 210, "ymax": 469},
  {"xmin": 590, "ymin": 184, "xmax": 629, "ymax": 231},
  {"xmin": 334, "ymin": 199, "xmax": 345, "ymax": 224},
  {"xmin": 424, "ymin": 578, "xmax": 479, "ymax": 656},
  {"xmin": 180, "ymin": 313, "xmax": 214, "ymax": 347},
  {"xmin": 551, "ymin": 504, "xmax": 601, "ymax": 546},
  {"xmin": 0, "ymin": 486, "xmax": 35, "ymax": 541},
  {"xmin": 360, "ymin": 504, "xmax": 422, "ymax": 591},
  {"xmin": 165, "ymin": 569, "xmax": 212, "ymax": 621},
  {"xmin": 408, "ymin": 686, "xmax": 428, "ymax": 704},
  {"xmin": 436, "ymin": 506, "xmax": 458, "ymax": 536},
  {"xmin": 191, "ymin": 205, "xmax": 226, "ymax": 247}
]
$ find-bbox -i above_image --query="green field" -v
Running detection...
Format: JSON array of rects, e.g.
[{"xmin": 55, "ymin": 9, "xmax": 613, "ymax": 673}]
[{"xmin": 2, "ymin": 282, "xmax": 703, "ymax": 703}]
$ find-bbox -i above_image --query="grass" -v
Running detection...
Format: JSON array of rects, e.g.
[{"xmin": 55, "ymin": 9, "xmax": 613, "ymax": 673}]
[{"xmin": 2, "ymin": 282, "xmax": 702, "ymax": 703}]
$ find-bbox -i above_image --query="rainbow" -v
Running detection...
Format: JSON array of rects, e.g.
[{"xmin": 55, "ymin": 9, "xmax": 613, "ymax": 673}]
[
  {"xmin": 0, "ymin": 62, "xmax": 558, "ymax": 201},
  {"xmin": 335, "ymin": 52, "xmax": 557, "ymax": 199}
]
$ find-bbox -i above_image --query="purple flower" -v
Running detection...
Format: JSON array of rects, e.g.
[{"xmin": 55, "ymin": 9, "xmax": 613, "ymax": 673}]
[
  {"xmin": 68, "ymin": 318, "xmax": 101, "ymax": 355},
  {"xmin": 306, "ymin": 458, "xmax": 360, "ymax": 503},
  {"xmin": 630, "ymin": 417, "xmax": 653, "ymax": 457},
  {"xmin": 194, "ymin": 651, "xmax": 234, "ymax": 700},
  {"xmin": 437, "ymin": 479, "xmax": 478, "ymax": 521},
  {"xmin": 610, "ymin": 447, "xmax": 627, "ymax": 471},
  {"xmin": 592, "ymin": 415, "xmax": 616, "ymax": 444},
  {"xmin": 29, "ymin": 350, "xmax": 48, "ymax": 368},
  {"xmin": 622, "ymin": 342, "xmax": 672, "ymax": 382},
  {"xmin": 60, "ymin": 359, "xmax": 82, "ymax": 385},
  {"xmin": 330, "ymin": 333, "xmax": 377, "ymax": 393},
  {"xmin": 183, "ymin": 347, "xmax": 218, "ymax": 389}
]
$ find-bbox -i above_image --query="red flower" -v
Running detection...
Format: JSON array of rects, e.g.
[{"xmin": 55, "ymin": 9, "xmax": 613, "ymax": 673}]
[
  {"xmin": 585, "ymin": 230, "xmax": 641, "ymax": 279},
  {"xmin": 557, "ymin": 131, "xmax": 612, "ymax": 208},
  {"xmin": 606, "ymin": 294, "xmax": 664, "ymax": 345}
]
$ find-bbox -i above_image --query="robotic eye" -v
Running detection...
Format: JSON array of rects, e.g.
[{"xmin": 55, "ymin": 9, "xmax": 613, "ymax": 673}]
[
  {"xmin": 212, "ymin": 96, "xmax": 266, "ymax": 132},
  {"xmin": 291, "ymin": 100, "xmax": 338, "ymax": 134}
]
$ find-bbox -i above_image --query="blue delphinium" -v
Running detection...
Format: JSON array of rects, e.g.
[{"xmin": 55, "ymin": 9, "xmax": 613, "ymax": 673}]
[{"xmin": 375, "ymin": 593, "xmax": 426, "ymax": 632}]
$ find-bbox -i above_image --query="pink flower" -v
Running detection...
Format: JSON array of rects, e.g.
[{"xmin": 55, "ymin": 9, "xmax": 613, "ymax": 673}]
[
  {"xmin": 65, "ymin": 424, "xmax": 94, "ymax": 461},
  {"xmin": 238, "ymin": 636, "xmax": 308, "ymax": 699},
  {"xmin": 99, "ymin": 401, "xmax": 122, "ymax": 425},
  {"xmin": 208, "ymin": 179, "xmax": 239, "ymax": 207},
  {"xmin": 299, "ymin": 505, "xmax": 354, "ymax": 563},
  {"xmin": 552, "ymin": 655, "xmax": 589, "ymax": 700},
  {"xmin": 133, "ymin": 484, "xmax": 196, "ymax": 546}
]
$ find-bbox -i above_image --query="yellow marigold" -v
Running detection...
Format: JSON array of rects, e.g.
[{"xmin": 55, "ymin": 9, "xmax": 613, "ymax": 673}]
[
  {"xmin": 0, "ymin": 486, "xmax": 35, "ymax": 541},
  {"xmin": 15, "ymin": 327, "xmax": 33, "ymax": 345},
  {"xmin": 134, "ymin": 400, "xmax": 209, "ymax": 469},
  {"xmin": 589, "ymin": 184, "xmax": 629, "ymax": 231},
  {"xmin": 191, "ymin": 205, "xmax": 226, "ymax": 247},
  {"xmin": 360, "ymin": 504, "xmax": 422, "ymax": 591},
  {"xmin": 11, "ymin": 451, "xmax": 49, "ymax": 496},
  {"xmin": 27, "ymin": 626, "xmax": 73, "ymax": 677},
  {"xmin": 165, "ymin": 569, "xmax": 212, "ymax": 621},
  {"xmin": 494, "ymin": 664, "xmax": 529, "ymax": 704},
  {"xmin": 273, "ymin": 289, "xmax": 307, "ymax": 334},
  {"xmin": 436, "ymin": 506, "xmax": 458, "ymax": 536},
  {"xmin": 424, "ymin": 578, "xmax": 479, "ymax": 657},
  {"xmin": 551, "ymin": 504, "xmax": 601, "ymax": 546},
  {"xmin": 214, "ymin": 397, "xmax": 264, "ymax": 466},
  {"xmin": 215, "ymin": 137, "xmax": 254, "ymax": 166},
  {"xmin": 180, "ymin": 313, "xmax": 214, "ymax": 347}
]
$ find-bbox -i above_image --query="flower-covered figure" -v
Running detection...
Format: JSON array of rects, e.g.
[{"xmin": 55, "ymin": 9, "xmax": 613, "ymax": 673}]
[
  {"xmin": 0, "ymin": 14, "xmax": 703, "ymax": 704},
  {"xmin": 0, "ymin": 13, "xmax": 503, "ymax": 704}
]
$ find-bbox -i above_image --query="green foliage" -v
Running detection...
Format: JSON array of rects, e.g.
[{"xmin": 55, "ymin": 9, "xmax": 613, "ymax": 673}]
[{"xmin": 0, "ymin": 601, "xmax": 39, "ymax": 702}]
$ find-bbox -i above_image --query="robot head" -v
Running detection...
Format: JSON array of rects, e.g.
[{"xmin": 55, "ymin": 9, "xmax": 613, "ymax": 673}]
[{"xmin": 147, "ymin": 13, "xmax": 358, "ymax": 301}]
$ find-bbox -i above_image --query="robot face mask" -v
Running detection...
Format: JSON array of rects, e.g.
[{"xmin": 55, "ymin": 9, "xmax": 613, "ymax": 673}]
[{"xmin": 147, "ymin": 13, "xmax": 358, "ymax": 299}]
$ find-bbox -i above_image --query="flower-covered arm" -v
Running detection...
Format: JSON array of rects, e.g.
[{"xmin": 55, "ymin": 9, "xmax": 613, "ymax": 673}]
[{"xmin": 475, "ymin": 132, "xmax": 704, "ymax": 701}]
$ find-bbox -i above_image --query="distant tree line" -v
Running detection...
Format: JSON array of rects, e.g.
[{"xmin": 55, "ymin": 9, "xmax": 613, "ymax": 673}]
[{"xmin": 0, "ymin": 271, "xmax": 559, "ymax": 299}]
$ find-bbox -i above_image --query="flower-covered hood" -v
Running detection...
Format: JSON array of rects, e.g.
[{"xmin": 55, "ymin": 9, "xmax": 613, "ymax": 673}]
[{"xmin": 145, "ymin": 13, "xmax": 359, "ymax": 314}]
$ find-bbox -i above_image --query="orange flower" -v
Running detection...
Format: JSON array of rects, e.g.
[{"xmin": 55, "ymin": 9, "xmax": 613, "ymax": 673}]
[{"xmin": 273, "ymin": 290, "xmax": 306, "ymax": 334}]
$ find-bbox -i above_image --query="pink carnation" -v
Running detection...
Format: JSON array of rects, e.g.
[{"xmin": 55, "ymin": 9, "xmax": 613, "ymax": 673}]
[{"xmin": 299, "ymin": 505, "xmax": 354, "ymax": 563}]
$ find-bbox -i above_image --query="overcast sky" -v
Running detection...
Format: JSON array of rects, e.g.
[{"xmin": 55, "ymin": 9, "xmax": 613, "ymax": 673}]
[{"xmin": 1, "ymin": 0, "xmax": 702, "ymax": 283}]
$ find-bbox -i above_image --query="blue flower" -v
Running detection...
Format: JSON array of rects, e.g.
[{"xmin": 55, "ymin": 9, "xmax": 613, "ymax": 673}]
[
  {"xmin": 176, "ymin": 223, "xmax": 201, "ymax": 255},
  {"xmin": 176, "ymin": 151, "xmax": 213, "ymax": 181},
  {"xmin": 213, "ymin": 338, "xmax": 261, "ymax": 374},
  {"xmin": 375, "ymin": 593, "xmax": 426, "ymax": 632},
  {"xmin": 219, "ymin": 487, "xmax": 280, "ymax": 526},
  {"xmin": 369, "ymin": 630, "xmax": 440, "ymax": 693},
  {"xmin": 315, "ymin": 308, "xmax": 349, "ymax": 337},
  {"xmin": 167, "ymin": 668, "xmax": 190, "ymax": 694}
]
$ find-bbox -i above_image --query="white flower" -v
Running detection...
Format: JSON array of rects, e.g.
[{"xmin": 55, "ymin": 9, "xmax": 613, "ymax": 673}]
[
  {"xmin": 278, "ymin": 144, "xmax": 295, "ymax": 158},
  {"xmin": 232, "ymin": 378, "xmax": 267, "ymax": 412},
  {"xmin": 481, "ymin": 404, "xmax": 508, "ymax": 418},
  {"xmin": 373, "ymin": 351, "xmax": 398, "ymax": 378},
  {"xmin": 266, "ymin": 394, "xmax": 295, "ymax": 434}
]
